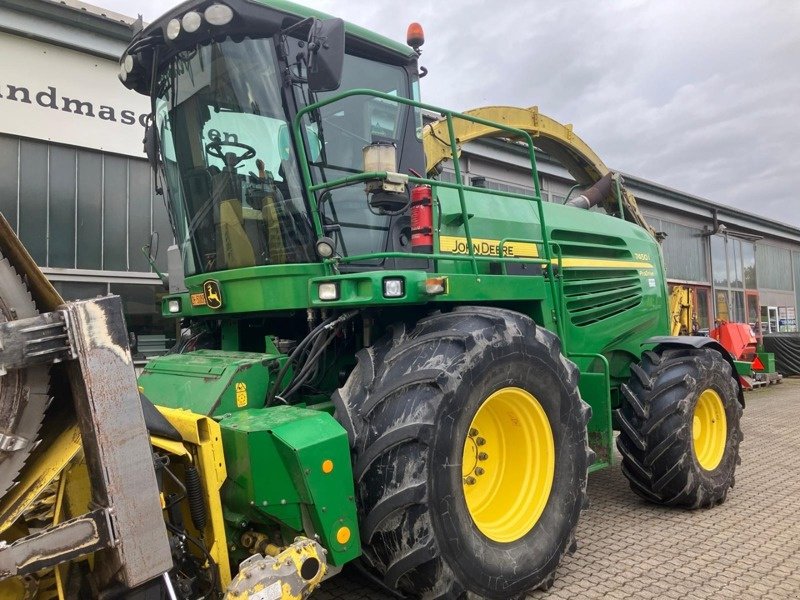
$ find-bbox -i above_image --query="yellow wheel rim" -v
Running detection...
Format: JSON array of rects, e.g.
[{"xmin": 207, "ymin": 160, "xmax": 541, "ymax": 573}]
[
  {"xmin": 461, "ymin": 387, "xmax": 555, "ymax": 543},
  {"xmin": 692, "ymin": 388, "xmax": 727, "ymax": 471}
]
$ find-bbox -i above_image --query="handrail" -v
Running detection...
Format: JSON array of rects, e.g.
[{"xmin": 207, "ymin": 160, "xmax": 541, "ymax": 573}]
[
  {"xmin": 330, "ymin": 251, "xmax": 549, "ymax": 266},
  {"xmin": 292, "ymin": 88, "xmax": 564, "ymax": 341},
  {"xmin": 497, "ymin": 237, "xmax": 545, "ymax": 276}
]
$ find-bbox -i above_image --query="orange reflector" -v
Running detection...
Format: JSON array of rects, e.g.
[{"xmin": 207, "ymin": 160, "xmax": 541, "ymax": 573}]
[
  {"xmin": 336, "ymin": 526, "xmax": 351, "ymax": 544},
  {"xmin": 425, "ymin": 277, "xmax": 448, "ymax": 295},
  {"xmin": 407, "ymin": 22, "xmax": 425, "ymax": 48},
  {"xmin": 751, "ymin": 356, "xmax": 765, "ymax": 371},
  {"xmin": 322, "ymin": 459, "xmax": 334, "ymax": 474}
]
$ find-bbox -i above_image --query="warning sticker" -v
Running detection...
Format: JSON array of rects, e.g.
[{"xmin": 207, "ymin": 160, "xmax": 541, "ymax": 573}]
[
  {"xmin": 190, "ymin": 293, "xmax": 207, "ymax": 307},
  {"xmin": 235, "ymin": 382, "xmax": 248, "ymax": 408}
]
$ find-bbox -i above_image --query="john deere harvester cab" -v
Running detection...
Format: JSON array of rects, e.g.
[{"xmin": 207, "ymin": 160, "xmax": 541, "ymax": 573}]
[{"xmin": 68, "ymin": 0, "xmax": 751, "ymax": 596}]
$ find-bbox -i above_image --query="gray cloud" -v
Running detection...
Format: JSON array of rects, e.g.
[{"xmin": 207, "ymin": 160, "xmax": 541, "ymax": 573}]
[{"xmin": 103, "ymin": 0, "xmax": 800, "ymax": 226}]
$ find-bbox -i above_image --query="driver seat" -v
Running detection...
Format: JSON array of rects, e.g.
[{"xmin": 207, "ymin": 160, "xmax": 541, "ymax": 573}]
[
  {"xmin": 218, "ymin": 199, "xmax": 256, "ymax": 268},
  {"xmin": 210, "ymin": 168, "xmax": 256, "ymax": 269}
]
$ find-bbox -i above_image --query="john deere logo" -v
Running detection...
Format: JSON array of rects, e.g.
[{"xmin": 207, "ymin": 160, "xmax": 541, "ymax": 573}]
[{"xmin": 203, "ymin": 280, "xmax": 223, "ymax": 309}]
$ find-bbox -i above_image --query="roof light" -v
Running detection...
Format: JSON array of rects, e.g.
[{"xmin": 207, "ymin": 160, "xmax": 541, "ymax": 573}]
[
  {"xmin": 315, "ymin": 237, "xmax": 336, "ymax": 259},
  {"xmin": 118, "ymin": 63, "xmax": 128, "ymax": 82},
  {"xmin": 205, "ymin": 3, "xmax": 234, "ymax": 26},
  {"xmin": 122, "ymin": 54, "xmax": 134, "ymax": 74},
  {"xmin": 182, "ymin": 11, "xmax": 202, "ymax": 33},
  {"xmin": 407, "ymin": 22, "xmax": 425, "ymax": 50},
  {"xmin": 166, "ymin": 18, "xmax": 181, "ymax": 40}
]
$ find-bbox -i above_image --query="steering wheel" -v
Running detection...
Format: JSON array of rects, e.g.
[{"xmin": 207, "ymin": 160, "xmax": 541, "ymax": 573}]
[{"xmin": 205, "ymin": 140, "xmax": 257, "ymax": 168}]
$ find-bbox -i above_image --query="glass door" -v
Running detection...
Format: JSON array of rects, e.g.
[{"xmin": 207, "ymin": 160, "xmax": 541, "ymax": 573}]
[
  {"xmin": 767, "ymin": 306, "xmax": 779, "ymax": 333},
  {"xmin": 745, "ymin": 292, "xmax": 760, "ymax": 338}
]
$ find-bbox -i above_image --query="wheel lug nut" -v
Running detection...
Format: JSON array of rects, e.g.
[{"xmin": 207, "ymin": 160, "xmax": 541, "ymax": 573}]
[
  {"xmin": 469, "ymin": 428, "xmax": 479, "ymax": 437},
  {"xmin": 478, "ymin": 452, "xmax": 488, "ymax": 461},
  {"xmin": 475, "ymin": 467, "xmax": 485, "ymax": 476},
  {"xmin": 476, "ymin": 437, "xmax": 486, "ymax": 446},
  {"xmin": 464, "ymin": 476, "xmax": 476, "ymax": 485}
]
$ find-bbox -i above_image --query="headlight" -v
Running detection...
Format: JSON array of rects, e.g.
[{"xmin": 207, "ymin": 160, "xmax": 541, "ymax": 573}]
[
  {"xmin": 182, "ymin": 11, "xmax": 202, "ymax": 33},
  {"xmin": 166, "ymin": 18, "xmax": 181, "ymax": 40},
  {"xmin": 167, "ymin": 299, "xmax": 182, "ymax": 314},
  {"xmin": 204, "ymin": 4, "xmax": 234, "ymax": 26},
  {"xmin": 122, "ymin": 54, "xmax": 134, "ymax": 73},
  {"xmin": 382, "ymin": 278, "xmax": 405, "ymax": 298},
  {"xmin": 318, "ymin": 282, "xmax": 339, "ymax": 301}
]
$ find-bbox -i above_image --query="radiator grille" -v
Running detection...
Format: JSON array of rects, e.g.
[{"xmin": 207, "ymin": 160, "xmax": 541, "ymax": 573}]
[{"xmin": 563, "ymin": 269, "xmax": 643, "ymax": 327}]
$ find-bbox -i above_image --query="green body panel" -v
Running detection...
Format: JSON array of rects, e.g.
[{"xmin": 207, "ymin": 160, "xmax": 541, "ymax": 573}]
[
  {"xmin": 734, "ymin": 360, "xmax": 753, "ymax": 377},
  {"xmin": 571, "ymin": 354, "xmax": 614, "ymax": 471},
  {"xmin": 139, "ymin": 350, "xmax": 285, "ymax": 417},
  {"xmin": 219, "ymin": 406, "xmax": 359, "ymax": 566},
  {"xmin": 757, "ymin": 351, "xmax": 777, "ymax": 373},
  {"xmin": 248, "ymin": 0, "xmax": 415, "ymax": 59}
]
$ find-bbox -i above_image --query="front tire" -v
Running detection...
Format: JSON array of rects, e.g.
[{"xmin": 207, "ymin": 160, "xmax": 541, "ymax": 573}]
[
  {"xmin": 615, "ymin": 347, "xmax": 742, "ymax": 508},
  {"xmin": 333, "ymin": 307, "xmax": 592, "ymax": 599}
]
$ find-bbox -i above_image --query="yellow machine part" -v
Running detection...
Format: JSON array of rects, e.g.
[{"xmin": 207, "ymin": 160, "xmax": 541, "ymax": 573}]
[
  {"xmin": 0, "ymin": 423, "xmax": 82, "ymax": 535},
  {"xmin": 156, "ymin": 406, "xmax": 232, "ymax": 588},
  {"xmin": 224, "ymin": 537, "xmax": 327, "ymax": 600},
  {"xmin": 669, "ymin": 285, "xmax": 696, "ymax": 336},
  {"xmin": 0, "ymin": 408, "xmax": 231, "ymax": 598},
  {"xmin": 422, "ymin": 105, "xmax": 655, "ymax": 236},
  {"xmin": 0, "ymin": 213, "xmax": 63, "ymax": 312}
]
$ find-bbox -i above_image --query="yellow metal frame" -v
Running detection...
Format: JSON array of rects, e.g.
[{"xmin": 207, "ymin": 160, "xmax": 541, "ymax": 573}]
[
  {"xmin": 0, "ymin": 423, "xmax": 82, "ymax": 535},
  {"xmin": 156, "ymin": 406, "xmax": 232, "ymax": 588},
  {"xmin": 461, "ymin": 387, "xmax": 555, "ymax": 543},
  {"xmin": 422, "ymin": 105, "xmax": 653, "ymax": 235},
  {"xmin": 669, "ymin": 285, "xmax": 695, "ymax": 336},
  {"xmin": 0, "ymin": 408, "xmax": 232, "ymax": 597}
]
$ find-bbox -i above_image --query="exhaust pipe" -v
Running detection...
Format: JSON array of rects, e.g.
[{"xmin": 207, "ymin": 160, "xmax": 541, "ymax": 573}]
[{"xmin": 565, "ymin": 172, "xmax": 614, "ymax": 210}]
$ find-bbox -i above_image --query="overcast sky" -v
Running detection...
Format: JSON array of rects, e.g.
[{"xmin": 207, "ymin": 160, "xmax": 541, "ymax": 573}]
[{"xmin": 101, "ymin": 0, "xmax": 800, "ymax": 227}]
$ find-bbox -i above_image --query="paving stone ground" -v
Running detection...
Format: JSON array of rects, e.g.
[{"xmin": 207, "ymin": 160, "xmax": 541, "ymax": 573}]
[{"xmin": 316, "ymin": 378, "xmax": 800, "ymax": 599}]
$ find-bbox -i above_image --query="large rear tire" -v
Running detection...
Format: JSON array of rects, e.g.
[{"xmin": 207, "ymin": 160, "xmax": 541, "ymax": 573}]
[
  {"xmin": 615, "ymin": 347, "xmax": 742, "ymax": 508},
  {"xmin": 333, "ymin": 307, "xmax": 592, "ymax": 599}
]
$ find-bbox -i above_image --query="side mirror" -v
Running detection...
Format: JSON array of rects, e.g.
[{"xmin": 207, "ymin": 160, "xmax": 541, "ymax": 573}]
[
  {"xmin": 146, "ymin": 231, "xmax": 159, "ymax": 263},
  {"xmin": 143, "ymin": 122, "xmax": 159, "ymax": 171},
  {"xmin": 307, "ymin": 18, "xmax": 345, "ymax": 93}
]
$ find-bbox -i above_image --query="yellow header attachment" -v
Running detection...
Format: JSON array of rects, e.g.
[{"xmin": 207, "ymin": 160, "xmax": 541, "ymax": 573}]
[{"xmin": 422, "ymin": 105, "xmax": 655, "ymax": 236}]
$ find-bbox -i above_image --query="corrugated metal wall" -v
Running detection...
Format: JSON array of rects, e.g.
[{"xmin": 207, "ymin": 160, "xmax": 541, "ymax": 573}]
[
  {"xmin": 647, "ymin": 217, "xmax": 709, "ymax": 283},
  {"xmin": 794, "ymin": 252, "xmax": 800, "ymax": 313},
  {"xmin": 0, "ymin": 133, "xmax": 171, "ymax": 273},
  {"xmin": 756, "ymin": 243, "xmax": 794, "ymax": 291}
]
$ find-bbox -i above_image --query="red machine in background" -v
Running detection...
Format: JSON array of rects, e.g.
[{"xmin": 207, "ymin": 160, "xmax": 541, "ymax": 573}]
[{"xmin": 710, "ymin": 322, "xmax": 779, "ymax": 389}]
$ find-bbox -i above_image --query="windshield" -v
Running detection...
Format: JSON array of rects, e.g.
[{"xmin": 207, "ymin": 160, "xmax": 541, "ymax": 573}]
[
  {"xmin": 156, "ymin": 37, "xmax": 315, "ymax": 276},
  {"xmin": 156, "ymin": 35, "xmax": 420, "ymax": 275}
]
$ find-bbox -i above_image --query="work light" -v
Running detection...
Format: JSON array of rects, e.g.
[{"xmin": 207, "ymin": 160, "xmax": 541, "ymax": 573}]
[
  {"xmin": 205, "ymin": 4, "xmax": 234, "ymax": 26},
  {"xmin": 318, "ymin": 282, "xmax": 339, "ymax": 301},
  {"xmin": 382, "ymin": 278, "xmax": 405, "ymax": 298},
  {"xmin": 166, "ymin": 18, "xmax": 181, "ymax": 40}
]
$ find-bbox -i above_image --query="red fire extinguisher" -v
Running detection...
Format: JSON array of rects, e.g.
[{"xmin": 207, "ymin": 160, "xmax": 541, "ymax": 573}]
[{"xmin": 410, "ymin": 185, "xmax": 433, "ymax": 254}]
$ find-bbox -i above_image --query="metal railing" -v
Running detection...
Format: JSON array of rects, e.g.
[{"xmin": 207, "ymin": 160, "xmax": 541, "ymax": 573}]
[{"xmin": 292, "ymin": 89, "xmax": 565, "ymax": 340}]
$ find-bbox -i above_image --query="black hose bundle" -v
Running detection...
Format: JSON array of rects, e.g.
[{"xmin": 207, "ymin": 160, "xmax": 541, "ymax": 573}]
[{"xmin": 266, "ymin": 310, "xmax": 359, "ymax": 406}]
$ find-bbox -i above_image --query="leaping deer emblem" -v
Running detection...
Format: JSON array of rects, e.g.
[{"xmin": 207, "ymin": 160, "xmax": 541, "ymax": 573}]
[{"xmin": 204, "ymin": 280, "xmax": 223, "ymax": 308}]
